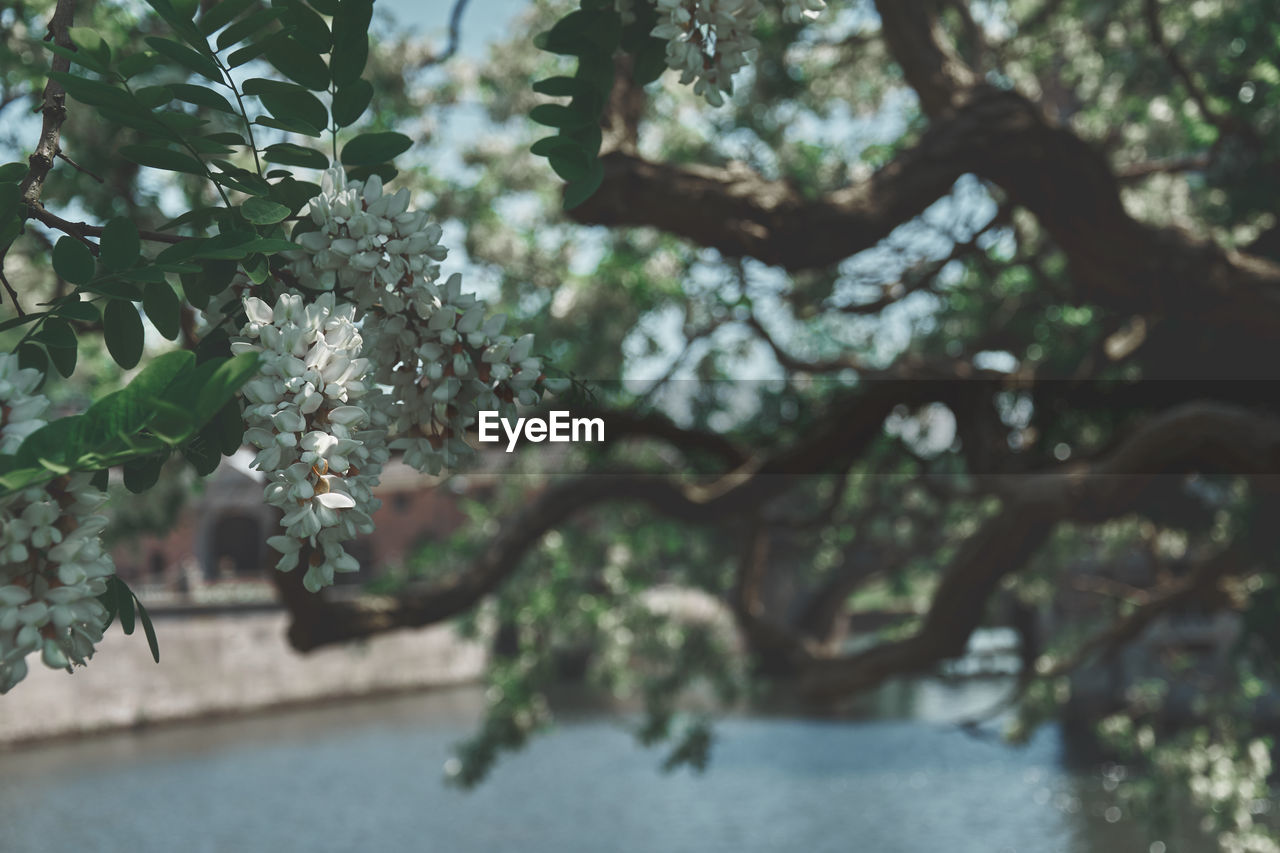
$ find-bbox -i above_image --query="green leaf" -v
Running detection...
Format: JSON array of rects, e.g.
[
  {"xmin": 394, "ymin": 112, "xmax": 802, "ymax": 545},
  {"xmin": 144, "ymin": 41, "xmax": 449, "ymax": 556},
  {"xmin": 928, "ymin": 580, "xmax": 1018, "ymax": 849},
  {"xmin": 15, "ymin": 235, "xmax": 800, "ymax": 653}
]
[
  {"xmin": 117, "ymin": 51, "xmax": 164, "ymax": 79},
  {"xmin": 283, "ymin": 0, "xmax": 332, "ymax": 53},
  {"xmin": 187, "ymin": 136, "xmax": 236, "ymax": 156},
  {"xmin": 267, "ymin": 36, "xmax": 331, "ymax": 90},
  {"xmin": 167, "ymin": 83, "xmax": 236, "ymax": 113},
  {"xmin": 83, "ymin": 278, "xmax": 144, "ymax": 300},
  {"xmin": 227, "ymin": 31, "xmax": 289, "ymax": 68},
  {"xmin": 119, "ymin": 144, "xmax": 207, "ymax": 176},
  {"xmin": 182, "ymin": 431, "xmax": 221, "ymax": 475},
  {"xmin": 343, "ymin": 163, "xmax": 395, "ymax": 184},
  {"xmin": 244, "ymin": 78, "xmax": 328, "ymax": 132},
  {"xmin": 133, "ymin": 85, "xmax": 176, "ymax": 110},
  {"xmin": 531, "ymin": 135, "xmax": 586, "ymax": 157},
  {"xmin": 197, "ymin": 351, "xmax": 260, "ymax": 419},
  {"xmin": 210, "ymin": 399, "xmax": 245, "ymax": 455},
  {"xmin": 145, "ymin": 36, "xmax": 223, "ymax": 85},
  {"xmin": 563, "ymin": 159, "xmax": 605, "ymax": 210},
  {"xmin": 532, "ymin": 76, "xmax": 599, "ymax": 100},
  {"xmin": 68, "ymin": 27, "xmax": 112, "ymax": 66},
  {"xmin": 253, "ymin": 114, "xmax": 324, "ymax": 138},
  {"xmin": 339, "ymin": 131, "xmax": 412, "ymax": 166},
  {"xmin": 179, "ymin": 259, "xmax": 235, "ymax": 308},
  {"xmin": 263, "ymin": 142, "xmax": 329, "ymax": 169},
  {"xmin": 37, "ymin": 317, "xmax": 77, "ymax": 378},
  {"xmin": 52, "ymin": 298, "xmax": 101, "ymax": 324},
  {"xmin": 143, "ymin": 282, "xmax": 182, "ymax": 340},
  {"xmin": 0, "ymin": 162, "xmax": 26, "ymax": 183},
  {"xmin": 241, "ymin": 197, "xmax": 292, "ymax": 225},
  {"xmin": 330, "ymin": 0, "xmax": 373, "ymax": 86},
  {"xmin": 135, "ymin": 595, "xmax": 160, "ymax": 663},
  {"xmin": 216, "ymin": 7, "xmax": 287, "ymax": 51},
  {"xmin": 52, "ymin": 237, "xmax": 95, "ymax": 285},
  {"xmin": 37, "ymin": 316, "xmax": 77, "ymax": 350},
  {"xmin": 332, "ymin": 79, "xmax": 373, "ymax": 128},
  {"xmin": 549, "ymin": 147, "xmax": 592, "ymax": 183},
  {"xmin": 117, "ymin": 580, "xmax": 136, "ymax": 635},
  {"xmin": 268, "ymin": 178, "xmax": 322, "ymax": 214},
  {"xmin": 529, "ymin": 103, "xmax": 592, "ymax": 130},
  {"xmin": 78, "ymin": 350, "xmax": 195, "ymax": 453},
  {"xmin": 48, "ymin": 72, "xmax": 134, "ymax": 110},
  {"xmin": 198, "ymin": 0, "xmax": 257, "ymax": 35},
  {"xmin": 536, "ymin": 10, "xmax": 620, "ymax": 56},
  {"xmin": 632, "ymin": 37, "xmax": 668, "ymax": 85},
  {"xmin": 143, "ymin": 0, "xmax": 205, "ymax": 46},
  {"xmin": 209, "ymin": 161, "xmax": 271, "ymax": 196},
  {"xmin": 12, "ymin": 410, "xmax": 79, "ymax": 472},
  {"xmin": 204, "ymin": 131, "xmax": 248, "ymax": 146},
  {"xmin": 103, "ymin": 300, "xmax": 145, "ymax": 369},
  {"xmin": 100, "ymin": 217, "xmax": 141, "ymax": 272},
  {"xmin": 574, "ymin": 51, "xmax": 615, "ymax": 99},
  {"xmin": 123, "ymin": 453, "xmax": 166, "ymax": 492},
  {"xmin": 97, "ymin": 576, "xmax": 121, "ymax": 629},
  {"xmin": 194, "ymin": 328, "xmax": 231, "ymax": 364},
  {"xmin": 44, "ymin": 42, "xmax": 110, "ymax": 76}
]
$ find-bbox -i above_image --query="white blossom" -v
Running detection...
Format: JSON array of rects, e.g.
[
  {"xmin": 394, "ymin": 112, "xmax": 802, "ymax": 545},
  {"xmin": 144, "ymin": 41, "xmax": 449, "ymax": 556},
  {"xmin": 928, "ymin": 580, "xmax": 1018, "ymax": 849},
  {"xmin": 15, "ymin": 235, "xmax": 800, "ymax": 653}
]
[
  {"xmin": 233, "ymin": 292, "xmax": 385, "ymax": 593},
  {"xmin": 0, "ymin": 354, "xmax": 113, "ymax": 693},
  {"xmin": 624, "ymin": 0, "xmax": 825, "ymax": 105}
]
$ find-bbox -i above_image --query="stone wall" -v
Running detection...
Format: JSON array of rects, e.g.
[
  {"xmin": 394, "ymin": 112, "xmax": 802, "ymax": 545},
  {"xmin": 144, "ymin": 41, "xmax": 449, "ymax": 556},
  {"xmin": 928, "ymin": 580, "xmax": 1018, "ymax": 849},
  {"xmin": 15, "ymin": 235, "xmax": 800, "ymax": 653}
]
[{"xmin": 0, "ymin": 608, "xmax": 487, "ymax": 745}]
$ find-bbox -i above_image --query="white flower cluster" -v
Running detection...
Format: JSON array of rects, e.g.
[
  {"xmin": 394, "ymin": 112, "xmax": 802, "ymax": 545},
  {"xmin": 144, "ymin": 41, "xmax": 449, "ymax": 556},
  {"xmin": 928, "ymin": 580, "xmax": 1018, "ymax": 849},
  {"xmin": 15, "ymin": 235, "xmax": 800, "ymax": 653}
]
[
  {"xmin": 0, "ymin": 354, "xmax": 113, "ymax": 693},
  {"xmin": 640, "ymin": 0, "xmax": 825, "ymax": 106},
  {"xmin": 287, "ymin": 169, "xmax": 543, "ymax": 471},
  {"xmin": 236, "ymin": 168, "xmax": 545, "ymax": 590},
  {"xmin": 233, "ymin": 292, "xmax": 386, "ymax": 593}
]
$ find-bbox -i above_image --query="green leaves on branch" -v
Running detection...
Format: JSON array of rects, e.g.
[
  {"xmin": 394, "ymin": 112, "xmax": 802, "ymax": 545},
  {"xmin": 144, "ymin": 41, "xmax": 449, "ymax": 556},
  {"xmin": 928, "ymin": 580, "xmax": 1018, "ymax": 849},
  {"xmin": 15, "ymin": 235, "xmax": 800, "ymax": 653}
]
[
  {"xmin": 244, "ymin": 77, "xmax": 329, "ymax": 136},
  {"xmin": 0, "ymin": 350, "xmax": 259, "ymax": 499},
  {"xmin": 98, "ymin": 576, "xmax": 160, "ymax": 663},
  {"xmin": 529, "ymin": 4, "xmax": 624, "ymax": 210}
]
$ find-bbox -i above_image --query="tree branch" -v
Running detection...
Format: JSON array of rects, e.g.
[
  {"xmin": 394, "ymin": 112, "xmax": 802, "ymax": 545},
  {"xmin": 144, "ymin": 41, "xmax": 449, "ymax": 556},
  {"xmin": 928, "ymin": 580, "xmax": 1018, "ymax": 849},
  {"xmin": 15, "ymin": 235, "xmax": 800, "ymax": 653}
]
[{"xmin": 18, "ymin": 0, "xmax": 75, "ymax": 212}]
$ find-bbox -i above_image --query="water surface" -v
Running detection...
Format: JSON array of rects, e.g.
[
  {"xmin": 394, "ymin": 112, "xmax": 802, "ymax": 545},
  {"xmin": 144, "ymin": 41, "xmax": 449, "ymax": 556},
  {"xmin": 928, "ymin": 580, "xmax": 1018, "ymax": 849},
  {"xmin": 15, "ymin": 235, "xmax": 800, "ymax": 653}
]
[{"xmin": 0, "ymin": 681, "xmax": 1214, "ymax": 853}]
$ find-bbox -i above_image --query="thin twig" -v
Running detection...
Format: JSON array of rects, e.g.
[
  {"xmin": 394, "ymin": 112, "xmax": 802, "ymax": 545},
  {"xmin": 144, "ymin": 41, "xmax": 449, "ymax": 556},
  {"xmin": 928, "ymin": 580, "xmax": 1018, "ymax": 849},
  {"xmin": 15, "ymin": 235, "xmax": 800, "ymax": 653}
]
[
  {"xmin": 55, "ymin": 149, "xmax": 103, "ymax": 183},
  {"xmin": 27, "ymin": 202, "xmax": 186, "ymax": 245},
  {"xmin": 0, "ymin": 268, "xmax": 24, "ymax": 317}
]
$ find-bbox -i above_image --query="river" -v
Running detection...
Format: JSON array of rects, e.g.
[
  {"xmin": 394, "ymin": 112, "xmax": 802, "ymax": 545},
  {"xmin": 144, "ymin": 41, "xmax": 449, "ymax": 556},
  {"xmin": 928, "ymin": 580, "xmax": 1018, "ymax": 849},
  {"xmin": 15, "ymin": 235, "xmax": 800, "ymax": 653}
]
[{"xmin": 0, "ymin": 678, "xmax": 1216, "ymax": 853}]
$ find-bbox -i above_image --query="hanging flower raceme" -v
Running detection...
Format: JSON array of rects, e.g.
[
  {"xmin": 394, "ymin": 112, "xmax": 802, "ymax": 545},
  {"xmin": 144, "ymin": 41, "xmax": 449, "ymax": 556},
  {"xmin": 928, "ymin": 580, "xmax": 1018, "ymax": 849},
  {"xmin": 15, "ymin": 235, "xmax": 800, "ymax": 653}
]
[
  {"xmin": 638, "ymin": 0, "xmax": 825, "ymax": 106},
  {"xmin": 232, "ymin": 292, "xmax": 387, "ymax": 593},
  {"xmin": 0, "ymin": 354, "xmax": 114, "ymax": 693},
  {"xmin": 286, "ymin": 169, "xmax": 542, "ymax": 475},
  {"xmin": 239, "ymin": 168, "xmax": 544, "ymax": 592}
]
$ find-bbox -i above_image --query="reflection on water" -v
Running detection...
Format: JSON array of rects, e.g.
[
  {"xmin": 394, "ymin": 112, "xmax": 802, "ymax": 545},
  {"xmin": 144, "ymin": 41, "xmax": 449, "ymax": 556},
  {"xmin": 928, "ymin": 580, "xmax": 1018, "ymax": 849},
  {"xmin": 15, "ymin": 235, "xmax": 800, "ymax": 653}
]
[{"xmin": 0, "ymin": 679, "xmax": 1216, "ymax": 853}]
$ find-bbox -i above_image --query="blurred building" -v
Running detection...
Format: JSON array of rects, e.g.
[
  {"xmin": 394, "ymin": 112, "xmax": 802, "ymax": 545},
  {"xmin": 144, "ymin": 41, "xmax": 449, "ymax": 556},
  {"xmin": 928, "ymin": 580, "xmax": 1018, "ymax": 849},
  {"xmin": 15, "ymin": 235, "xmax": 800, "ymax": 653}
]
[{"xmin": 109, "ymin": 450, "xmax": 477, "ymax": 605}]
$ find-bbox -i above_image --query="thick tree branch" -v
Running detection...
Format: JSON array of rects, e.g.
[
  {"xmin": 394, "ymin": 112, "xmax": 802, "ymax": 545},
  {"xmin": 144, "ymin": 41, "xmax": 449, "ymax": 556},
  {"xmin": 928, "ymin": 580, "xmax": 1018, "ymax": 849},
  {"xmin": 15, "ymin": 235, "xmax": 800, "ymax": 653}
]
[
  {"xmin": 792, "ymin": 403, "xmax": 1280, "ymax": 702},
  {"xmin": 572, "ymin": 0, "xmax": 1280, "ymax": 378}
]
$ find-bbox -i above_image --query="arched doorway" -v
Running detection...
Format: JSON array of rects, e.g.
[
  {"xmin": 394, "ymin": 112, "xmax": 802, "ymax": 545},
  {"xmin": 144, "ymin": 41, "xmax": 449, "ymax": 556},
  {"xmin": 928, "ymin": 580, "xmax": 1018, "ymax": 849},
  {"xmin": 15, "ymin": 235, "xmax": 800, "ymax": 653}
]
[{"xmin": 206, "ymin": 514, "xmax": 264, "ymax": 580}]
